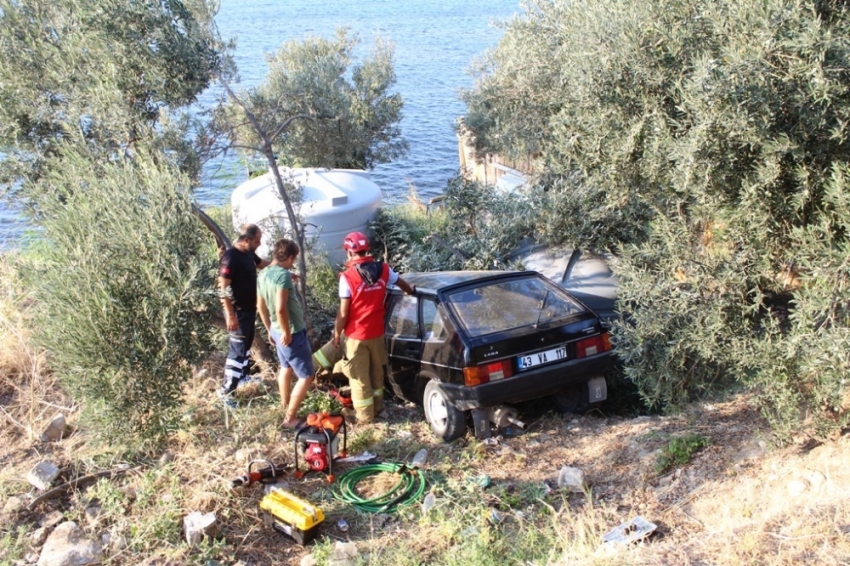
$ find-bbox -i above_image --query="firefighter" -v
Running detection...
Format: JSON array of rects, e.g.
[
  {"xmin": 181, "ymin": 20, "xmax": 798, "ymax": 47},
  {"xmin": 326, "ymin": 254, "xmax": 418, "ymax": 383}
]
[{"xmin": 332, "ymin": 232, "xmax": 415, "ymax": 423}]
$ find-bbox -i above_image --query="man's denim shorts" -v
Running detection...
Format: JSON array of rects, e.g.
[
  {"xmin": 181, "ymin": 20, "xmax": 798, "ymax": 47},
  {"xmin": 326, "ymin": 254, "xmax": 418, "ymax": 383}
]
[{"xmin": 270, "ymin": 328, "xmax": 314, "ymax": 379}]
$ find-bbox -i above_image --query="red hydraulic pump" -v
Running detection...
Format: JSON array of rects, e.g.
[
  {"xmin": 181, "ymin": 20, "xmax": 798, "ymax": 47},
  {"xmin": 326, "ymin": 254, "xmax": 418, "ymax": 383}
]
[{"xmin": 294, "ymin": 412, "xmax": 348, "ymax": 482}]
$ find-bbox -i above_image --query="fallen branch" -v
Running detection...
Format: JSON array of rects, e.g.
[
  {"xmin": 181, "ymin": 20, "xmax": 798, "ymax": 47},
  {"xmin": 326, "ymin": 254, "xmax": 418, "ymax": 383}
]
[{"xmin": 27, "ymin": 467, "xmax": 139, "ymax": 510}]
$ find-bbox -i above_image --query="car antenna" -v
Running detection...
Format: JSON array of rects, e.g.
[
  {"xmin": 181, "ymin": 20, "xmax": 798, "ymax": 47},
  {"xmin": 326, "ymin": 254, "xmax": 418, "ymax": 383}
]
[{"xmin": 534, "ymin": 289, "xmax": 550, "ymax": 329}]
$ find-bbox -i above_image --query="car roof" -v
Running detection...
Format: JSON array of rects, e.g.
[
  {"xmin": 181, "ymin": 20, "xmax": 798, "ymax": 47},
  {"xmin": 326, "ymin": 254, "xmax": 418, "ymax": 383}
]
[{"xmin": 392, "ymin": 270, "xmax": 529, "ymax": 294}]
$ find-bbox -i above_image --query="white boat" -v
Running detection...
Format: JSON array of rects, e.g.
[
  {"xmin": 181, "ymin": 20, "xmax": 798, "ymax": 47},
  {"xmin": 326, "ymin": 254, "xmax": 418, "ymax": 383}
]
[{"xmin": 231, "ymin": 168, "xmax": 382, "ymax": 265}]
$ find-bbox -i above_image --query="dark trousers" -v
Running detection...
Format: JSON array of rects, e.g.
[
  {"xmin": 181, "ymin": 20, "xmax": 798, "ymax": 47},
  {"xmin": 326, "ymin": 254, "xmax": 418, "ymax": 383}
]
[{"xmin": 221, "ymin": 309, "xmax": 256, "ymax": 394}]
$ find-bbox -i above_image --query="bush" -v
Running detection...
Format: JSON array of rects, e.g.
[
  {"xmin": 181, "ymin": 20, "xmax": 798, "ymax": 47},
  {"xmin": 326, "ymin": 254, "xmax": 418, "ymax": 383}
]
[
  {"xmin": 655, "ymin": 432, "xmax": 710, "ymax": 474},
  {"xmin": 464, "ymin": 0, "xmax": 850, "ymax": 441},
  {"xmin": 370, "ymin": 175, "xmax": 533, "ymax": 272},
  {"xmin": 20, "ymin": 146, "xmax": 219, "ymax": 451}
]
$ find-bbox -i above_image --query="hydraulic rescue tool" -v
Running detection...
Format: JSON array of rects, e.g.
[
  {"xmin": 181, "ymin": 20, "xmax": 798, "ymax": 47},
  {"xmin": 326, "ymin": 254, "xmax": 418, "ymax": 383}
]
[{"xmin": 230, "ymin": 459, "xmax": 288, "ymax": 488}]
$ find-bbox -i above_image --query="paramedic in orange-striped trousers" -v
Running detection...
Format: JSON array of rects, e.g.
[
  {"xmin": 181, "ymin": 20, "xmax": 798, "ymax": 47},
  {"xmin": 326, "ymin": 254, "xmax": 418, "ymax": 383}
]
[{"xmin": 332, "ymin": 231, "xmax": 415, "ymax": 423}]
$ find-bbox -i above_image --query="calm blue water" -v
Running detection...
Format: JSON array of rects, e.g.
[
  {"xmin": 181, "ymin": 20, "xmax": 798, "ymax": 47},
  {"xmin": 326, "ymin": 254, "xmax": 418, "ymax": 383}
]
[{"xmin": 0, "ymin": 0, "xmax": 519, "ymax": 247}]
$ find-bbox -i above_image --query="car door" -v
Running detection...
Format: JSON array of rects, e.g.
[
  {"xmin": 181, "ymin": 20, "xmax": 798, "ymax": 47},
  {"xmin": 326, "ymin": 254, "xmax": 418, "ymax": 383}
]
[{"xmin": 384, "ymin": 293, "xmax": 422, "ymax": 402}]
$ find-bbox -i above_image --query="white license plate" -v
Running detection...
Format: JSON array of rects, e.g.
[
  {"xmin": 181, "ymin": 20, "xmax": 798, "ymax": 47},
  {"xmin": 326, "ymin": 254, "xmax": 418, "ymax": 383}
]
[{"xmin": 517, "ymin": 345, "xmax": 567, "ymax": 371}]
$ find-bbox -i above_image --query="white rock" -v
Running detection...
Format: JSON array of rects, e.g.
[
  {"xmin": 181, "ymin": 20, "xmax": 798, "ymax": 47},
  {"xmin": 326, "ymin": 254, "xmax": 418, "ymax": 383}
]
[
  {"xmin": 27, "ymin": 462, "xmax": 60, "ymax": 491},
  {"xmin": 300, "ymin": 554, "xmax": 318, "ymax": 566},
  {"xmin": 183, "ymin": 511, "xmax": 218, "ymax": 548},
  {"xmin": 787, "ymin": 479, "xmax": 809, "ymax": 497},
  {"xmin": 557, "ymin": 466, "xmax": 586, "ymax": 493},
  {"xmin": 100, "ymin": 532, "xmax": 127, "ymax": 555},
  {"xmin": 2, "ymin": 496, "xmax": 24, "ymax": 516},
  {"xmin": 807, "ymin": 470, "xmax": 827, "ymax": 492},
  {"xmin": 36, "ymin": 521, "xmax": 103, "ymax": 566},
  {"xmin": 30, "ymin": 527, "xmax": 49, "ymax": 546},
  {"xmin": 39, "ymin": 511, "xmax": 64, "ymax": 529},
  {"xmin": 25, "ymin": 552, "xmax": 39, "ymax": 563},
  {"xmin": 40, "ymin": 414, "xmax": 66, "ymax": 443},
  {"xmin": 111, "ymin": 534, "xmax": 127, "ymax": 552},
  {"xmin": 328, "ymin": 541, "xmax": 358, "ymax": 566},
  {"xmin": 84, "ymin": 506, "xmax": 101, "ymax": 527}
]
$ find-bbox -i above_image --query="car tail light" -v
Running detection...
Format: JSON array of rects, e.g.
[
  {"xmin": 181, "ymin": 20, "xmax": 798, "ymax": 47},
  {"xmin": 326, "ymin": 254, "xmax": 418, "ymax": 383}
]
[
  {"xmin": 463, "ymin": 360, "xmax": 513, "ymax": 386},
  {"xmin": 576, "ymin": 333, "xmax": 611, "ymax": 358}
]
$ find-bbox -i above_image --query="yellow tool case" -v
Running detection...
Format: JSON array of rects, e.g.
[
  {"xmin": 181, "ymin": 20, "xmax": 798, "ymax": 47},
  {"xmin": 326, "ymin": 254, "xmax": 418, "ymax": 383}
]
[{"xmin": 259, "ymin": 487, "xmax": 325, "ymax": 544}]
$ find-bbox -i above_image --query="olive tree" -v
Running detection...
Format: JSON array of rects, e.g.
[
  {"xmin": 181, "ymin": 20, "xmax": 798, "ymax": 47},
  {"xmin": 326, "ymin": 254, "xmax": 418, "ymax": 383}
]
[
  {"xmin": 0, "ymin": 0, "xmax": 226, "ymax": 189},
  {"xmin": 215, "ymin": 28, "xmax": 408, "ymax": 313},
  {"xmin": 462, "ymin": 0, "xmax": 850, "ymax": 440},
  {"xmin": 0, "ymin": 0, "xmax": 229, "ymax": 449},
  {"xmin": 20, "ymin": 147, "xmax": 218, "ymax": 450}
]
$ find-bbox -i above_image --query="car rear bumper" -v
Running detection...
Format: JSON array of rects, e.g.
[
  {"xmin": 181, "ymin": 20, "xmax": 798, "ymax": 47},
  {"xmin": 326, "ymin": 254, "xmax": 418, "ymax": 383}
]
[{"xmin": 443, "ymin": 352, "xmax": 614, "ymax": 410}]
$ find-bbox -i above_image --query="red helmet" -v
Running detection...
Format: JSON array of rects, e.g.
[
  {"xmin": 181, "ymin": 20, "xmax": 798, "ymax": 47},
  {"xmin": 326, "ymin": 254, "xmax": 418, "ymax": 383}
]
[{"xmin": 343, "ymin": 231, "xmax": 370, "ymax": 252}]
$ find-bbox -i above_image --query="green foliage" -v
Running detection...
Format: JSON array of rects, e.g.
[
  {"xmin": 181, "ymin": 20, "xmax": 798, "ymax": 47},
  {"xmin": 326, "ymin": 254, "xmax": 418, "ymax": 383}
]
[
  {"xmin": 304, "ymin": 252, "xmax": 342, "ymax": 341},
  {"xmin": 0, "ymin": 0, "xmax": 227, "ymax": 187},
  {"xmin": 609, "ymin": 214, "xmax": 750, "ymax": 411},
  {"xmin": 216, "ymin": 28, "xmax": 407, "ymax": 171},
  {"xmin": 0, "ymin": 524, "xmax": 28, "ymax": 564},
  {"xmin": 127, "ymin": 468, "xmax": 184, "ymax": 551},
  {"xmin": 370, "ymin": 175, "xmax": 533, "ymax": 272},
  {"xmin": 298, "ymin": 389, "xmax": 344, "ymax": 417},
  {"xmin": 655, "ymin": 433, "xmax": 711, "ymax": 474},
  {"xmin": 741, "ymin": 164, "xmax": 850, "ymax": 440},
  {"xmin": 20, "ymin": 146, "xmax": 218, "ymax": 451},
  {"xmin": 463, "ymin": 0, "xmax": 850, "ymax": 440}
]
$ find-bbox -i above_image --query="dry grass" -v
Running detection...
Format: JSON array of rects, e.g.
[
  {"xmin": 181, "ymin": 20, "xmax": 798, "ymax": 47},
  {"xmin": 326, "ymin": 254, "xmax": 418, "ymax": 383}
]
[
  {"xmin": 0, "ymin": 254, "xmax": 72, "ymax": 465},
  {"xmin": 2, "ymin": 253, "xmax": 850, "ymax": 565}
]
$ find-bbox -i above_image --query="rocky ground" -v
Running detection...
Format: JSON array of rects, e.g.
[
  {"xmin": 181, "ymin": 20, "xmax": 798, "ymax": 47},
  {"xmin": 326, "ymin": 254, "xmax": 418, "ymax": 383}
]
[{"xmin": 2, "ymin": 370, "xmax": 850, "ymax": 565}]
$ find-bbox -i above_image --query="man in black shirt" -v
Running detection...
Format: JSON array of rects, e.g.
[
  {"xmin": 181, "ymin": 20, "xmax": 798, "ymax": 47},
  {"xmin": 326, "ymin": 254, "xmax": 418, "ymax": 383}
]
[{"xmin": 218, "ymin": 224, "xmax": 270, "ymax": 405}]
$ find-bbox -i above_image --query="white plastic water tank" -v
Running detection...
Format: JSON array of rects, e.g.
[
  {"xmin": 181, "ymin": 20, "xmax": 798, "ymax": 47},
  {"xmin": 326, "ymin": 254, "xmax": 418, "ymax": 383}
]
[{"xmin": 231, "ymin": 168, "xmax": 382, "ymax": 265}]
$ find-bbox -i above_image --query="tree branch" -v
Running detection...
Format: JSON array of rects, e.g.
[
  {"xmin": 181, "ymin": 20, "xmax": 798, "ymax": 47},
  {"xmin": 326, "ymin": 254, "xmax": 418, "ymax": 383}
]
[
  {"xmin": 220, "ymin": 81, "xmax": 272, "ymax": 148},
  {"xmin": 271, "ymin": 114, "xmax": 314, "ymax": 141}
]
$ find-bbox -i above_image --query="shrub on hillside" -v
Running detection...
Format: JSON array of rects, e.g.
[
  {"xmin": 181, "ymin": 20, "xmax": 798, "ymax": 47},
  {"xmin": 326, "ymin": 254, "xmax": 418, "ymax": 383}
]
[
  {"xmin": 463, "ymin": 0, "xmax": 850, "ymax": 441},
  {"xmin": 20, "ymin": 147, "xmax": 218, "ymax": 451},
  {"xmin": 370, "ymin": 175, "xmax": 532, "ymax": 272}
]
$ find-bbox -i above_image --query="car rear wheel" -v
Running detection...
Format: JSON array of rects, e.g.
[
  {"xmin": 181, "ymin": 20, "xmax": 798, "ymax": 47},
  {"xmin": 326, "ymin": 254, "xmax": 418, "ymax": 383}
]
[
  {"xmin": 551, "ymin": 383, "xmax": 588, "ymax": 414},
  {"xmin": 423, "ymin": 380, "xmax": 466, "ymax": 441}
]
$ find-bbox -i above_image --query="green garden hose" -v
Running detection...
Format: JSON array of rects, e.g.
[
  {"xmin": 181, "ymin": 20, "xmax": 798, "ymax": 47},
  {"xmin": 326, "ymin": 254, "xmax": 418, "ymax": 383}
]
[{"xmin": 332, "ymin": 463, "xmax": 427, "ymax": 513}]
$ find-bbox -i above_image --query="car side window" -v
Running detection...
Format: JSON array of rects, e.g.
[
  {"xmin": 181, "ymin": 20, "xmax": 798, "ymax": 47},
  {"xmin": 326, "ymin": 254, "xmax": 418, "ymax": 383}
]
[
  {"xmin": 422, "ymin": 298, "xmax": 446, "ymax": 341},
  {"xmin": 386, "ymin": 295, "xmax": 419, "ymax": 338}
]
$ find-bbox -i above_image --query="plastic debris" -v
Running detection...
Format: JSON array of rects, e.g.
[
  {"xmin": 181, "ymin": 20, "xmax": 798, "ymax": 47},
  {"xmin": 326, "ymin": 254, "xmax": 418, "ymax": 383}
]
[
  {"xmin": 421, "ymin": 492, "xmax": 436, "ymax": 514},
  {"xmin": 411, "ymin": 449, "xmax": 428, "ymax": 469},
  {"xmin": 602, "ymin": 516, "xmax": 657, "ymax": 545},
  {"xmin": 337, "ymin": 518, "xmax": 349, "ymax": 532},
  {"xmin": 468, "ymin": 475, "xmax": 490, "ymax": 488},
  {"xmin": 336, "ymin": 451, "xmax": 378, "ymax": 464}
]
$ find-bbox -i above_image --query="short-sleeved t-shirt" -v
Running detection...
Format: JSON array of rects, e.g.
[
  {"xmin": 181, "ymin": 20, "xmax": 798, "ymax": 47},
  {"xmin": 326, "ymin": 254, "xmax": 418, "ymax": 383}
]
[
  {"xmin": 338, "ymin": 264, "xmax": 400, "ymax": 298},
  {"xmin": 257, "ymin": 265, "xmax": 306, "ymax": 334},
  {"xmin": 220, "ymin": 247, "xmax": 262, "ymax": 311}
]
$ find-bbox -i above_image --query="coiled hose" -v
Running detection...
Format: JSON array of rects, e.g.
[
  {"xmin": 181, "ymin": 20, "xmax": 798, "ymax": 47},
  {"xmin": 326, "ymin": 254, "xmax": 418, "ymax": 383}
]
[{"xmin": 332, "ymin": 463, "xmax": 427, "ymax": 513}]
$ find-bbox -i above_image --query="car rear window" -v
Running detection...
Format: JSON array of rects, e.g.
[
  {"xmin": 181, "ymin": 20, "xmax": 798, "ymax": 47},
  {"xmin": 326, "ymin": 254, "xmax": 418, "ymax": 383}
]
[{"xmin": 445, "ymin": 276, "xmax": 586, "ymax": 337}]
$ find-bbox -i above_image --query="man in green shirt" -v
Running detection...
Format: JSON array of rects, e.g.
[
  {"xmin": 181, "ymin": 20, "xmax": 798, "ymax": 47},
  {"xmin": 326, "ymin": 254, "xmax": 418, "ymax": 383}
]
[{"xmin": 257, "ymin": 239, "xmax": 314, "ymax": 427}]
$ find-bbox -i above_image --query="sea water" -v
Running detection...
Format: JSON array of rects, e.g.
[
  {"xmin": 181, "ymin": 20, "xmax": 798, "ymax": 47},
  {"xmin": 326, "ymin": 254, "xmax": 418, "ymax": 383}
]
[{"xmin": 0, "ymin": 0, "xmax": 519, "ymax": 247}]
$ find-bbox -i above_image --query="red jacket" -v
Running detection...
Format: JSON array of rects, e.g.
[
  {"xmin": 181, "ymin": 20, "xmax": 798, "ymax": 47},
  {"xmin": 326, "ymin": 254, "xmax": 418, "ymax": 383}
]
[{"xmin": 341, "ymin": 257, "xmax": 390, "ymax": 340}]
